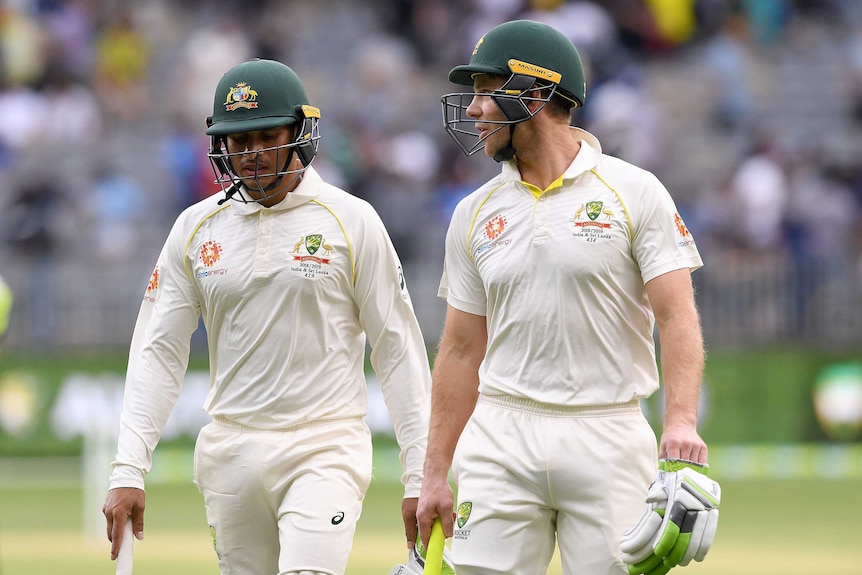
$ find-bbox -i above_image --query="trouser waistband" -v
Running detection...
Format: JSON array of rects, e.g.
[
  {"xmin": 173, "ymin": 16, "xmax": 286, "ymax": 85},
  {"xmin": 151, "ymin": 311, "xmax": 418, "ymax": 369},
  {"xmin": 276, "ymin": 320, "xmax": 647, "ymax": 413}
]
[
  {"xmin": 211, "ymin": 414, "xmax": 364, "ymax": 432},
  {"xmin": 479, "ymin": 394, "xmax": 640, "ymax": 417}
]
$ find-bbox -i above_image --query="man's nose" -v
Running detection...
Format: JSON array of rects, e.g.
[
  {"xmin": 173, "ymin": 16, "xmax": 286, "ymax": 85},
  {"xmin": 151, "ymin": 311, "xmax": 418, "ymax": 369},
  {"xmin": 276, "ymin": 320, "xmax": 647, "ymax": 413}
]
[
  {"xmin": 466, "ymin": 97, "xmax": 482, "ymax": 119},
  {"xmin": 243, "ymin": 140, "xmax": 266, "ymax": 153}
]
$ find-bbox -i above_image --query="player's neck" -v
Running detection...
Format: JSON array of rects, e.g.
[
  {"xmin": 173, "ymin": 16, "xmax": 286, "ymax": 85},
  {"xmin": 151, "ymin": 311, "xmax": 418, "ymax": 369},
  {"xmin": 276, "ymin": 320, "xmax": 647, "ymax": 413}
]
[{"xmin": 514, "ymin": 129, "xmax": 581, "ymax": 190}]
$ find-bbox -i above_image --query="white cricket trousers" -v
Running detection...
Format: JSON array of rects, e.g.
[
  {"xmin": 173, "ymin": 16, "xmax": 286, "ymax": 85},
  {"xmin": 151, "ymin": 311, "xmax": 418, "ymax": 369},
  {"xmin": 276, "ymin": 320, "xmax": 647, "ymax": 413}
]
[
  {"xmin": 193, "ymin": 415, "xmax": 373, "ymax": 575},
  {"xmin": 450, "ymin": 394, "xmax": 657, "ymax": 575}
]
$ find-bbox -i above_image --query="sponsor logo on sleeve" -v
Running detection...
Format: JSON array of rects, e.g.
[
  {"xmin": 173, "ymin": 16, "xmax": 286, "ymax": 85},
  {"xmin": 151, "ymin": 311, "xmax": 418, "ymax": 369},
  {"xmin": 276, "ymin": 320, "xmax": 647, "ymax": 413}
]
[
  {"xmin": 144, "ymin": 265, "xmax": 159, "ymax": 303},
  {"xmin": 674, "ymin": 212, "xmax": 696, "ymax": 247}
]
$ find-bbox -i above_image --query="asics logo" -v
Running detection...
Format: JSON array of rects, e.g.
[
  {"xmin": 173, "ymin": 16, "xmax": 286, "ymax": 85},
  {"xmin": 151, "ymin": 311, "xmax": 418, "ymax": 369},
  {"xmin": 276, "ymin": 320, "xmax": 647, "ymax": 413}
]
[{"xmin": 331, "ymin": 511, "xmax": 345, "ymax": 525}]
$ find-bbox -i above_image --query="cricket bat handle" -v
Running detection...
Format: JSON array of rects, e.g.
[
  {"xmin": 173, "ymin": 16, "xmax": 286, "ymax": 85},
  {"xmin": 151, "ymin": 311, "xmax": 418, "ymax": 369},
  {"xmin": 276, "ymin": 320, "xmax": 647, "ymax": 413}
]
[
  {"xmin": 423, "ymin": 517, "xmax": 445, "ymax": 575},
  {"xmin": 116, "ymin": 517, "xmax": 134, "ymax": 575}
]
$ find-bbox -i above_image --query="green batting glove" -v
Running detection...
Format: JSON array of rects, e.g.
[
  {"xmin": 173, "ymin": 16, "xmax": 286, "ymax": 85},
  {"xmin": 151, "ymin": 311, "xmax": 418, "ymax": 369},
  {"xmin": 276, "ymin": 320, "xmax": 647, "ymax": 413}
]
[
  {"xmin": 620, "ymin": 459, "xmax": 721, "ymax": 574},
  {"xmin": 387, "ymin": 540, "xmax": 456, "ymax": 575}
]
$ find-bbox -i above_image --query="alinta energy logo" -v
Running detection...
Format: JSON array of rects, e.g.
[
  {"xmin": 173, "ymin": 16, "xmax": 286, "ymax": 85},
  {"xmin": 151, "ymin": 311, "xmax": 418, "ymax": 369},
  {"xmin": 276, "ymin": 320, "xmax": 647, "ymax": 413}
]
[
  {"xmin": 674, "ymin": 212, "xmax": 696, "ymax": 248},
  {"xmin": 477, "ymin": 214, "xmax": 511, "ymax": 255},
  {"xmin": 484, "ymin": 215, "xmax": 507, "ymax": 240},
  {"xmin": 198, "ymin": 240, "xmax": 228, "ymax": 279},
  {"xmin": 144, "ymin": 266, "xmax": 159, "ymax": 303},
  {"xmin": 147, "ymin": 267, "xmax": 159, "ymax": 292},
  {"xmin": 200, "ymin": 240, "xmax": 223, "ymax": 267},
  {"xmin": 674, "ymin": 212, "xmax": 690, "ymax": 237}
]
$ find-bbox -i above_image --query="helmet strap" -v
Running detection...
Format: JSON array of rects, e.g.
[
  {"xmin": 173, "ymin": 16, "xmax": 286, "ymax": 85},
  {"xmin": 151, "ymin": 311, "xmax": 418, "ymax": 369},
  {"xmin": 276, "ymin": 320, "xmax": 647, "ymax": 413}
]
[
  {"xmin": 266, "ymin": 147, "xmax": 304, "ymax": 193},
  {"xmin": 213, "ymin": 140, "xmax": 305, "ymax": 205},
  {"xmin": 493, "ymin": 124, "xmax": 517, "ymax": 163}
]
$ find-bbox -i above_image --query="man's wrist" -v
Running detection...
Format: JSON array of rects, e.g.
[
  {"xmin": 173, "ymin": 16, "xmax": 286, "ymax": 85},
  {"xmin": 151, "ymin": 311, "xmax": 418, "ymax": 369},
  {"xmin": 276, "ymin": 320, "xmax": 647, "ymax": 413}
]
[
  {"xmin": 108, "ymin": 463, "xmax": 146, "ymax": 491},
  {"xmin": 422, "ymin": 455, "xmax": 452, "ymax": 482}
]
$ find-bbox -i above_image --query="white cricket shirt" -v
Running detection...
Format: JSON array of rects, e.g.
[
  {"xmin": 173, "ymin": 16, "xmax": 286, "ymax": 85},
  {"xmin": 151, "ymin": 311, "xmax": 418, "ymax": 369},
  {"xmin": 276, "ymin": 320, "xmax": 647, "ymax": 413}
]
[
  {"xmin": 439, "ymin": 128, "xmax": 703, "ymax": 406},
  {"xmin": 111, "ymin": 167, "xmax": 430, "ymax": 495}
]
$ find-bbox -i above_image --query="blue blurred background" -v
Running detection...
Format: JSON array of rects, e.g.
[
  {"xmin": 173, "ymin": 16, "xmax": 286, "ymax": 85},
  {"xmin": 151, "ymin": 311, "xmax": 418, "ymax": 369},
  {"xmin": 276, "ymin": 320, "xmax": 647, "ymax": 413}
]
[{"xmin": 0, "ymin": 0, "xmax": 861, "ymax": 476}]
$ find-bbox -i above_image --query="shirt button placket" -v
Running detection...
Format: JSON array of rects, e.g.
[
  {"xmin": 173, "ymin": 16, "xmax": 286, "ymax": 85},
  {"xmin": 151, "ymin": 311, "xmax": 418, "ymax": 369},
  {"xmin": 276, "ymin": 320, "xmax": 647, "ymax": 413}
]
[
  {"xmin": 255, "ymin": 212, "xmax": 272, "ymax": 273},
  {"xmin": 535, "ymin": 195, "xmax": 549, "ymax": 238}
]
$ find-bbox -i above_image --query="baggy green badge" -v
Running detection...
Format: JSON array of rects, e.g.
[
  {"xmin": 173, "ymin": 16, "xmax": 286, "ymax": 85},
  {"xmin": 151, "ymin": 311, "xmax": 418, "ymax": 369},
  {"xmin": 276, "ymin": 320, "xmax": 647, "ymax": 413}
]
[
  {"xmin": 305, "ymin": 234, "xmax": 322, "ymax": 255},
  {"xmin": 586, "ymin": 201, "xmax": 603, "ymax": 221},
  {"xmin": 457, "ymin": 501, "xmax": 472, "ymax": 528}
]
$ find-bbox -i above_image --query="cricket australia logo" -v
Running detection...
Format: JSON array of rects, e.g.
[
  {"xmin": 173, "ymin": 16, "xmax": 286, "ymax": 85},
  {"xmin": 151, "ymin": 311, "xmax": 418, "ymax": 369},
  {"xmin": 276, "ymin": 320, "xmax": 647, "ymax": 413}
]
[
  {"xmin": 587, "ymin": 201, "xmax": 603, "ymax": 220},
  {"xmin": 305, "ymin": 234, "xmax": 323, "ymax": 255},
  {"xmin": 224, "ymin": 82, "xmax": 259, "ymax": 112},
  {"xmin": 457, "ymin": 501, "xmax": 472, "ymax": 528},
  {"xmin": 454, "ymin": 501, "xmax": 472, "ymax": 540},
  {"xmin": 571, "ymin": 200, "xmax": 613, "ymax": 242},
  {"xmin": 289, "ymin": 234, "xmax": 334, "ymax": 279},
  {"xmin": 472, "ymin": 36, "xmax": 484, "ymax": 55},
  {"xmin": 209, "ymin": 524, "xmax": 222, "ymax": 560}
]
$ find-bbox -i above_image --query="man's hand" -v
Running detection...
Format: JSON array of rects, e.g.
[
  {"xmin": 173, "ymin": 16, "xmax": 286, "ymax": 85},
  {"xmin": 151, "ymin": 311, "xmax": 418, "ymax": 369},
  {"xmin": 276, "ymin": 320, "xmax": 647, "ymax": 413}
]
[
  {"xmin": 102, "ymin": 487, "xmax": 146, "ymax": 560},
  {"xmin": 416, "ymin": 472, "xmax": 455, "ymax": 551},
  {"xmin": 387, "ymin": 532, "xmax": 456, "ymax": 575},
  {"xmin": 401, "ymin": 496, "xmax": 419, "ymax": 549},
  {"xmin": 620, "ymin": 459, "xmax": 721, "ymax": 574}
]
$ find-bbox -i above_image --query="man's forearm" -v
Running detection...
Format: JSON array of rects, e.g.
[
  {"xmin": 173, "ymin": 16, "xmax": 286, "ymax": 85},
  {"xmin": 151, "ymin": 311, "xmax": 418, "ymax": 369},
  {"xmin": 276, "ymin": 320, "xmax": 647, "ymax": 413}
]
[
  {"xmin": 424, "ymin": 348, "xmax": 480, "ymax": 480},
  {"xmin": 659, "ymin": 312, "xmax": 705, "ymax": 429}
]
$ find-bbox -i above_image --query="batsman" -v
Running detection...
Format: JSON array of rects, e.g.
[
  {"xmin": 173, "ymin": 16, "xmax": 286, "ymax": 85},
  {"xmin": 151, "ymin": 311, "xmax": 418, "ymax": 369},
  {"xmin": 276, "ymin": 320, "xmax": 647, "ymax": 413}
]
[
  {"xmin": 416, "ymin": 19, "xmax": 720, "ymax": 575},
  {"xmin": 102, "ymin": 59, "xmax": 433, "ymax": 575}
]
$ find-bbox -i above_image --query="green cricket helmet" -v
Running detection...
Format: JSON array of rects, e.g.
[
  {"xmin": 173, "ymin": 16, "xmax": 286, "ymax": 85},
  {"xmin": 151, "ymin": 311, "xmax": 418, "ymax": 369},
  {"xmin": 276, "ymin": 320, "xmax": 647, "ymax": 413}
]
[
  {"xmin": 442, "ymin": 20, "xmax": 586, "ymax": 161},
  {"xmin": 206, "ymin": 59, "xmax": 321, "ymax": 204}
]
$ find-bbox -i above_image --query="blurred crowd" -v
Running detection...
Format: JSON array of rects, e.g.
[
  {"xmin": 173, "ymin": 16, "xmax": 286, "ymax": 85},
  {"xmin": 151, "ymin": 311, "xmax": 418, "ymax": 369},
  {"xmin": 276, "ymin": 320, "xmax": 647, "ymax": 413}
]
[{"xmin": 1, "ymin": 0, "xmax": 861, "ymax": 350}]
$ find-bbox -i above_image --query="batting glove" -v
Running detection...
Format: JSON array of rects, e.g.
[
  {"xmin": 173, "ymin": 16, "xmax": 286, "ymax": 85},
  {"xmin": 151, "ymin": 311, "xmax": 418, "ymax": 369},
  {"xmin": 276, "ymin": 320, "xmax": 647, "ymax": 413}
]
[
  {"xmin": 620, "ymin": 459, "xmax": 721, "ymax": 575},
  {"xmin": 387, "ymin": 539, "xmax": 456, "ymax": 575}
]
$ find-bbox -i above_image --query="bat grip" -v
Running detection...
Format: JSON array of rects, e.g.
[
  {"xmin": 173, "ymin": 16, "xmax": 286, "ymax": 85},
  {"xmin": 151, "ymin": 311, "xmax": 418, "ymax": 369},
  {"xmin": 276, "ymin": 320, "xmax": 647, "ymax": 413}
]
[
  {"xmin": 423, "ymin": 517, "xmax": 445, "ymax": 575},
  {"xmin": 116, "ymin": 518, "xmax": 134, "ymax": 575}
]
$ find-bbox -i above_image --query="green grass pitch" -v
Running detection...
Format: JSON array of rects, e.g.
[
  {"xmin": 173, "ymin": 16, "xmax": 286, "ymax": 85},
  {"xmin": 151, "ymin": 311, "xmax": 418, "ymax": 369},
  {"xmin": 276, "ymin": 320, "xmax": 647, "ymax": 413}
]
[{"xmin": 1, "ymin": 473, "xmax": 860, "ymax": 574}]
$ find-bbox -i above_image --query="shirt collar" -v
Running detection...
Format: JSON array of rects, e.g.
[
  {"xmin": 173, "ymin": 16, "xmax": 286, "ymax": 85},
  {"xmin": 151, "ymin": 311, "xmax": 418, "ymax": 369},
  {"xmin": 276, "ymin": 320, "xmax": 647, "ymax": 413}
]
[
  {"xmin": 563, "ymin": 127, "xmax": 602, "ymax": 179},
  {"xmin": 228, "ymin": 166, "xmax": 322, "ymax": 215},
  {"xmin": 500, "ymin": 126, "xmax": 603, "ymax": 182}
]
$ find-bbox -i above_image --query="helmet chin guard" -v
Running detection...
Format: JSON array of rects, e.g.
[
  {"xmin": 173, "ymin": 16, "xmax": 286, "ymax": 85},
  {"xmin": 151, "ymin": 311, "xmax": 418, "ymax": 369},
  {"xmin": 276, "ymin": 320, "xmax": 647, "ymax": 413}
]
[
  {"xmin": 207, "ymin": 109, "xmax": 320, "ymax": 205},
  {"xmin": 441, "ymin": 74, "xmax": 557, "ymax": 160},
  {"xmin": 442, "ymin": 20, "xmax": 585, "ymax": 161}
]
